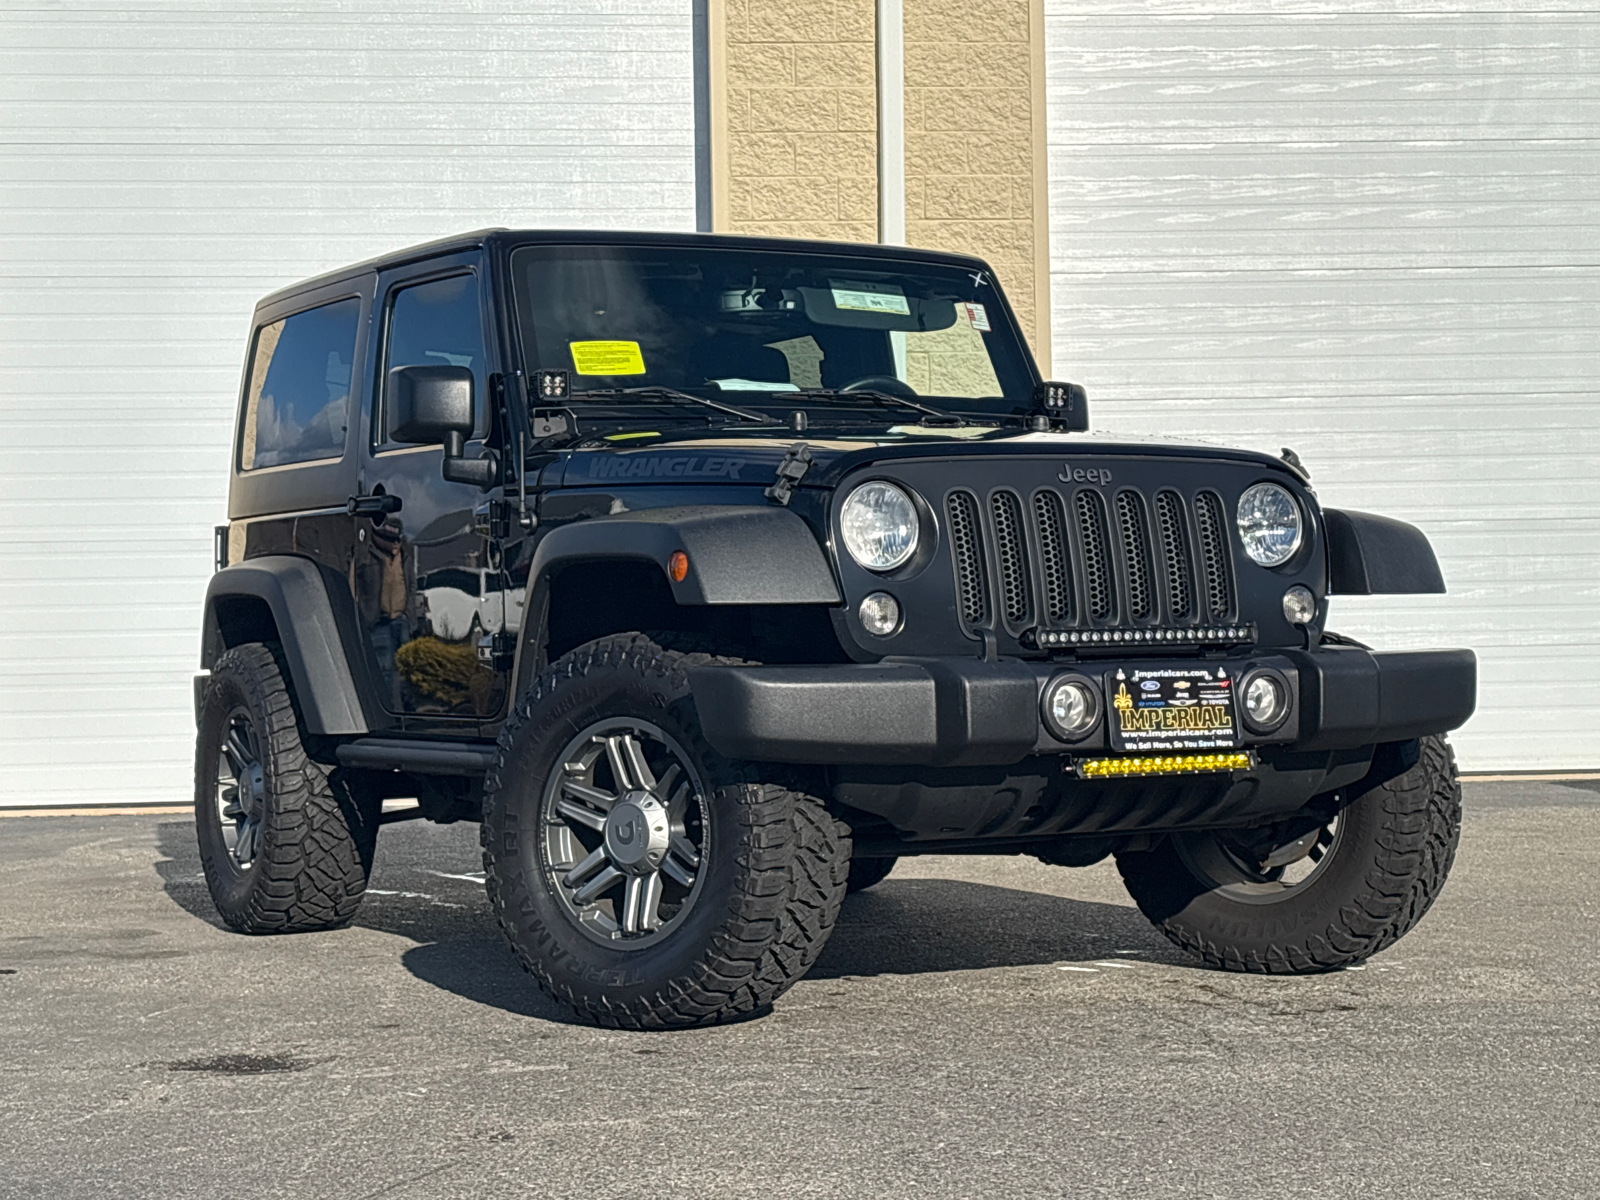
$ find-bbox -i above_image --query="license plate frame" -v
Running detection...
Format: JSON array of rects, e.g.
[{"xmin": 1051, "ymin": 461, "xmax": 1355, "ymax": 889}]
[{"xmin": 1104, "ymin": 664, "xmax": 1240, "ymax": 753}]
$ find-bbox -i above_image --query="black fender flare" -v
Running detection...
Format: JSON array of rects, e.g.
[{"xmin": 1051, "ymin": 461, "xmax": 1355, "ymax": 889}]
[
  {"xmin": 1323, "ymin": 508, "xmax": 1446, "ymax": 595},
  {"xmin": 201, "ymin": 556, "xmax": 370, "ymax": 736},
  {"xmin": 527, "ymin": 505, "xmax": 841, "ymax": 606}
]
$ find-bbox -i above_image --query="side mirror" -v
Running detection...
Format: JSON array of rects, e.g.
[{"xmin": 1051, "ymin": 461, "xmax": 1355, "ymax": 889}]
[
  {"xmin": 1031, "ymin": 380, "xmax": 1089, "ymax": 432},
  {"xmin": 388, "ymin": 365, "xmax": 497, "ymax": 488}
]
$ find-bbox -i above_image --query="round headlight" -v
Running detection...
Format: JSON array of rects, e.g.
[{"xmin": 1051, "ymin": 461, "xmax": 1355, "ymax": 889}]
[
  {"xmin": 1241, "ymin": 669, "xmax": 1291, "ymax": 733},
  {"xmin": 840, "ymin": 481, "xmax": 919, "ymax": 571},
  {"xmin": 1236, "ymin": 482, "xmax": 1303, "ymax": 567},
  {"xmin": 1042, "ymin": 674, "xmax": 1100, "ymax": 742},
  {"xmin": 858, "ymin": 591, "xmax": 901, "ymax": 637}
]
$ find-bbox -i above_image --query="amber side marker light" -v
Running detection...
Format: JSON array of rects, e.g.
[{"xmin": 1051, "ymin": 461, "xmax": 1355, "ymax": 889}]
[
  {"xmin": 668, "ymin": 550, "xmax": 689, "ymax": 583},
  {"xmin": 1078, "ymin": 752, "xmax": 1254, "ymax": 779}
]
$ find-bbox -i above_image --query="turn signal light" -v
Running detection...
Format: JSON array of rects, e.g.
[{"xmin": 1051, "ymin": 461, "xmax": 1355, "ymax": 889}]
[
  {"xmin": 1078, "ymin": 752, "xmax": 1253, "ymax": 779},
  {"xmin": 668, "ymin": 551, "xmax": 689, "ymax": 582}
]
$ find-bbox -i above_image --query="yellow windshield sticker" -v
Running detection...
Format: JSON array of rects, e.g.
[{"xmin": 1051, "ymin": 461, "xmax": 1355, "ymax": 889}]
[{"xmin": 570, "ymin": 340, "xmax": 645, "ymax": 376}]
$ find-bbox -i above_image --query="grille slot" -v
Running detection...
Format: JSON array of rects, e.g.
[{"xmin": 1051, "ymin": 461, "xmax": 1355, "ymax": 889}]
[
  {"xmin": 947, "ymin": 490, "xmax": 988, "ymax": 626},
  {"xmin": 1114, "ymin": 492, "xmax": 1154, "ymax": 620},
  {"xmin": 1194, "ymin": 490, "xmax": 1234, "ymax": 619},
  {"xmin": 1074, "ymin": 490, "xmax": 1113, "ymax": 621},
  {"xmin": 991, "ymin": 491, "xmax": 1029, "ymax": 624},
  {"xmin": 1033, "ymin": 490, "xmax": 1072, "ymax": 622},
  {"xmin": 1154, "ymin": 490, "xmax": 1195, "ymax": 620}
]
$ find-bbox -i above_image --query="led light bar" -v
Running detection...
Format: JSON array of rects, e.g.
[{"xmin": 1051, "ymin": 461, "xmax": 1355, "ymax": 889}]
[
  {"xmin": 1077, "ymin": 752, "xmax": 1254, "ymax": 779},
  {"xmin": 1026, "ymin": 625, "xmax": 1255, "ymax": 649}
]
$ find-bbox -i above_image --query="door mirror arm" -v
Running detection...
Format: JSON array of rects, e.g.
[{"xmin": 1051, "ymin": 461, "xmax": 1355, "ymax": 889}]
[{"xmin": 442, "ymin": 445, "xmax": 499, "ymax": 489}]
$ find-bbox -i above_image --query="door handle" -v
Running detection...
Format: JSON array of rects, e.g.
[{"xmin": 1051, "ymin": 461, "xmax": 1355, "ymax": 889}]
[{"xmin": 347, "ymin": 493, "xmax": 402, "ymax": 516}]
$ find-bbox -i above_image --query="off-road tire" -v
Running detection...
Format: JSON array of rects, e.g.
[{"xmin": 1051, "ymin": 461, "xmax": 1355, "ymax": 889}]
[
  {"xmin": 1116, "ymin": 734, "xmax": 1461, "ymax": 973},
  {"xmin": 195, "ymin": 643, "xmax": 380, "ymax": 933},
  {"xmin": 481, "ymin": 633, "xmax": 851, "ymax": 1028},
  {"xmin": 846, "ymin": 856, "xmax": 896, "ymax": 893}
]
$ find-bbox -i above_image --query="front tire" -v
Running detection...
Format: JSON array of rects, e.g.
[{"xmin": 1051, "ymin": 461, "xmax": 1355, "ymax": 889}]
[
  {"xmin": 846, "ymin": 856, "xmax": 896, "ymax": 893},
  {"xmin": 482, "ymin": 634, "xmax": 850, "ymax": 1028},
  {"xmin": 195, "ymin": 643, "xmax": 379, "ymax": 933},
  {"xmin": 1116, "ymin": 735, "xmax": 1461, "ymax": 973}
]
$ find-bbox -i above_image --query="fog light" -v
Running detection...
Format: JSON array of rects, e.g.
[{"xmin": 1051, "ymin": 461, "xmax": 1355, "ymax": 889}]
[
  {"xmin": 1043, "ymin": 674, "xmax": 1100, "ymax": 742},
  {"xmin": 858, "ymin": 591, "xmax": 901, "ymax": 636},
  {"xmin": 1282, "ymin": 585, "xmax": 1316, "ymax": 626},
  {"xmin": 1241, "ymin": 669, "xmax": 1291, "ymax": 734}
]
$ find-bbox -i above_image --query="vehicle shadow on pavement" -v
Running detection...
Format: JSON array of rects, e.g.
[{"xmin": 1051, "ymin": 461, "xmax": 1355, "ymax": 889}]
[
  {"xmin": 153, "ymin": 821, "xmax": 1182, "ymax": 1022},
  {"xmin": 153, "ymin": 822, "xmax": 231, "ymax": 931},
  {"xmin": 813, "ymin": 879, "xmax": 1181, "ymax": 978},
  {"xmin": 153, "ymin": 819, "xmax": 570, "ymax": 1019}
]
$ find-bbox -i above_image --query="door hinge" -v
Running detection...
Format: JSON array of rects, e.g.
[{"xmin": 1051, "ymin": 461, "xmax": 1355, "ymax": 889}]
[
  {"xmin": 474, "ymin": 499, "xmax": 515, "ymax": 540},
  {"xmin": 476, "ymin": 631, "xmax": 516, "ymax": 671},
  {"xmin": 765, "ymin": 442, "xmax": 814, "ymax": 506}
]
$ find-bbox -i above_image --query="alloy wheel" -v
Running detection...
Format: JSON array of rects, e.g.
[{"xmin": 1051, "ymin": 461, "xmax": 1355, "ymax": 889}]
[
  {"xmin": 539, "ymin": 718, "xmax": 709, "ymax": 949},
  {"xmin": 215, "ymin": 709, "xmax": 266, "ymax": 869},
  {"xmin": 1177, "ymin": 812, "xmax": 1344, "ymax": 905}
]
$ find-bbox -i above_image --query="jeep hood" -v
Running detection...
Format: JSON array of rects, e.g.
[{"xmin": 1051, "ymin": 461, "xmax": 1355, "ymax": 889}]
[{"xmin": 550, "ymin": 427, "xmax": 1302, "ymax": 490}]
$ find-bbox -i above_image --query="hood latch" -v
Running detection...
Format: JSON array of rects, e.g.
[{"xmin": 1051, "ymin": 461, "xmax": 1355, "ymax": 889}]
[{"xmin": 765, "ymin": 442, "xmax": 814, "ymax": 506}]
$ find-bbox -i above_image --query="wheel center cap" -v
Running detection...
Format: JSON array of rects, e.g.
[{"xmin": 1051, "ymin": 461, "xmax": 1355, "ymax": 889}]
[{"xmin": 604, "ymin": 792, "xmax": 671, "ymax": 874}]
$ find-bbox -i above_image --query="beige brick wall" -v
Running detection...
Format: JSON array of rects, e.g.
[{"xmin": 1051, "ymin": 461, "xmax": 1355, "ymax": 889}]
[
  {"xmin": 708, "ymin": 0, "xmax": 1050, "ymax": 363},
  {"xmin": 904, "ymin": 0, "xmax": 1049, "ymax": 363},
  {"xmin": 712, "ymin": 0, "xmax": 879, "ymax": 242}
]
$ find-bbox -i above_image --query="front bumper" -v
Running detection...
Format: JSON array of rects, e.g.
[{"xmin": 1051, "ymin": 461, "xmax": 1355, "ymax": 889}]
[{"xmin": 689, "ymin": 645, "xmax": 1476, "ymax": 767}]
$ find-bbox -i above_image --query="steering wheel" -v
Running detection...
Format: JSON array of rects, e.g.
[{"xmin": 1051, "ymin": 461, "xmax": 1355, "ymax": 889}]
[{"xmin": 840, "ymin": 374, "xmax": 919, "ymax": 400}]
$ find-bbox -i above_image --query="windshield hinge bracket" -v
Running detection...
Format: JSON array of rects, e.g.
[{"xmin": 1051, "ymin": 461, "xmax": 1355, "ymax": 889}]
[{"xmin": 765, "ymin": 443, "xmax": 814, "ymax": 507}]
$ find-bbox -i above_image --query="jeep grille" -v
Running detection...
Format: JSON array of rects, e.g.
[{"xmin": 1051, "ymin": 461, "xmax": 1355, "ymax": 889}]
[{"xmin": 948, "ymin": 484, "xmax": 1237, "ymax": 637}]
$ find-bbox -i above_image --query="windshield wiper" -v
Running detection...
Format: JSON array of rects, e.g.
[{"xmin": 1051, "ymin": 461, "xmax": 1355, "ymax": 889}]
[
  {"xmin": 576, "ymin": 386, "xmax": 768, "ymax": 425},
  {"xmin": 788, "ymin": 388, "xmax": 968, "ymax": 425}
]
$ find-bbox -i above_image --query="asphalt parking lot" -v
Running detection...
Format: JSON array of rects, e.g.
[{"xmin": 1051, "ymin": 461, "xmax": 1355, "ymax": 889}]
[{"xmin": 2, "ymin": 779, "xmax": 1596, "ymax": 1200}]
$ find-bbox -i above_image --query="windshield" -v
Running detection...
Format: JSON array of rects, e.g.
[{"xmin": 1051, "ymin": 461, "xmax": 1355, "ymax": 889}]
[{"xmin": 507, "ymin": 244, "xmax": 1036, "ymax": 418}]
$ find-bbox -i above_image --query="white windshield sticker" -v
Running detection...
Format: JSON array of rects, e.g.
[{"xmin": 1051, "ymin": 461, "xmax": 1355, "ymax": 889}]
[
  {"xmin": 961, "ymin": 302, "xmax": 991, "ymax": 332},
  {"xmin": 710, "ymin": 378, "xmax": 800, "ymax": 392},
  {"xmin": 830, "ymin": 282, "xmax": 910, "ymax": 316}
]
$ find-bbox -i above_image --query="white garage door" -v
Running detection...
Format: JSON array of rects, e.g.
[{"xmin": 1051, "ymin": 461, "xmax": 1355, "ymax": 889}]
[
  {"xmin": 0, "ymin": 2, "xmax": 697, "ymax": 807},
  {"xmin": 1045, "ymin": 3, "xmax": 1600, "ymax": 770}
]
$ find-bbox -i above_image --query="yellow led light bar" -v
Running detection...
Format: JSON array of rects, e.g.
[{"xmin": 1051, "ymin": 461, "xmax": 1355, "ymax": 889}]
[{"xmin": 1078, "ymin": 752, "xmax": 1254, "ymax": 779}]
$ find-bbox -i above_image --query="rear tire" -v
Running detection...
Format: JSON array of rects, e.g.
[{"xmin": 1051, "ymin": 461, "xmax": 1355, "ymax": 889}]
[
  {"xmin": 195, "ymin": 643, "xmax": 380, "ymax": 933},
  {"xmin": 482, "ymin": 634, "xmax": 851, "ymax": 1028},
  {"xmin": 1116, "ymin": 734, "xmax": 1461, "ymax": 973}
]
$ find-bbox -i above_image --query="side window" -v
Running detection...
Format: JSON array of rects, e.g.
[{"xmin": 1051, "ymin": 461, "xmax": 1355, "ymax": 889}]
[
  {"xmin": 239, "ymin": 297, "xmax": 360, "ymax": 470},
  {"xmin": 379, "ymin": 273, "xmax": 488, "ymax": 447}
]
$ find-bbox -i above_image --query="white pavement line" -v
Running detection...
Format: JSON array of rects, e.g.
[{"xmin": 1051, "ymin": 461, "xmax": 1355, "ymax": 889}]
[
  {"xmin": 1463, "ymin": 772, "xmax": 1600, "ymax": 782},
  {"xmin": 422, "ymin": 869, "xmax": 488, "ymax": 884},
  {"xmin": 0, "ymin": 806, "xmax": 190, "ymax": 818}
]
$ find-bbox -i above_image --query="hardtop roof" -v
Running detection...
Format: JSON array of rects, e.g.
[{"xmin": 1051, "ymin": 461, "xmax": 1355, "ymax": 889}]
[{"xmin": 254, "ymin": 228, "xmax": 996, "ymax": 311}]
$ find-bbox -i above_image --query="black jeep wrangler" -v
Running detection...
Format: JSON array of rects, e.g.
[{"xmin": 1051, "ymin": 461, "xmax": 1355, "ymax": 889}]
[{"xmin": 196, "ymin": 229, "xmax": 1475, "ymax": 1027}]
